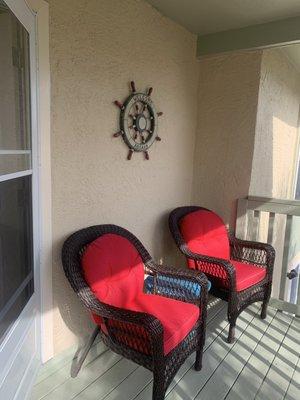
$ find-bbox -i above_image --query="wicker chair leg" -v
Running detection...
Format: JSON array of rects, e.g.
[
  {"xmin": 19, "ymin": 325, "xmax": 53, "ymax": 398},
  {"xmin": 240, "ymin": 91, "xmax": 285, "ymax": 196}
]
[
  {"xmin": 195, "ymin": 348, "xmax": 203, "ymax": 371},
  {"xmin": 261, "ymin": 300, "xmax": 268, "ymax": 320},
  {"xmin": 195, "ymin": 326, "xmax": 205, "ymax": 371},
  {"xmin": 227, "ymin": 301, "xmax": 236, "ymax": 344},
  {"xmin": 152, "ymin": 373, "xmax": 166, "ymax": 400},
  {"xmin": 71, "ymin": 327, "xmax": 100, "ymax": 378},
  {"xmin": 227, "ymin": 323, "xmax": 236, "ymax": 344}
]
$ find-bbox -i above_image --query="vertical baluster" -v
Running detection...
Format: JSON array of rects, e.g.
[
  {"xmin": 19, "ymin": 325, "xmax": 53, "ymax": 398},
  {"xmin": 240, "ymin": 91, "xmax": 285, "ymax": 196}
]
[
  {"xmin": 246, "ymin": 210, "xmax": 255, "ymax": 241},
  {"xmin": 245, "ymin": 209, "xmax": 261, "ymax": 241},
  {"xmin": 279, "ymin": 214, "xmax": 293, "ymax": 301},
  {"xmin": 236, "ymin": 198, "xmax": 248, "ymax": 240},
  {"xmin": 258, "ymin": 211, "xmax": 269, "ymax": 242},
  {"xmin": 253, "ymin": 210, "xmax": 261, "ymax": 241},
  {"xmin": 267, "ymin": 212, "xmax": 275, "ymax": 245}
]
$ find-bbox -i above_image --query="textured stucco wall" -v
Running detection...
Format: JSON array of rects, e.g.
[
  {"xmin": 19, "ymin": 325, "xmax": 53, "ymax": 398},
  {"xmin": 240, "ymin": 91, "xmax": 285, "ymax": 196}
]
[
  {"xmin": 48, "ymin": 0, "xmax": 199, "ymax": 354},
  {"xmin": 192, "ymin": 51, "xmax": 262, "ymax": 228},
  {"xmin": 249, "ymin": 49, "xmax": 300, "ymax": 198}
]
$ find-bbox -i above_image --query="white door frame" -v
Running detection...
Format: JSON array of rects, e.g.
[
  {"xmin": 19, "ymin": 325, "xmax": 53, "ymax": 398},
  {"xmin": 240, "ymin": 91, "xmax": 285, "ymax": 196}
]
[
  {"xmin": 0, "ymin": 2, "xmax": 52, "ymax": 397},
  {"xmin": 0, "ymin": 1, "xmax": 45, "ymax": 398},
  {"xmin": 25, "ymin": 0, "xmax": 53, "ymax": 363},
  {"xmin": 8, "ymin": 0, "xmax": 54, "ymax": 364}
]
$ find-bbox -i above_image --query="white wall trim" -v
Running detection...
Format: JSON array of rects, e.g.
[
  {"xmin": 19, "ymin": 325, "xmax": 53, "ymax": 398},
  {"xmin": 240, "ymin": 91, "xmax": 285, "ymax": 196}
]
[
  {"xmin": 0, "ymin": 170, "xmax": 33, "ymax": 182},
  {"xmin": 26, "ymin": 0, "xmax": 53, "ymax": 363}
]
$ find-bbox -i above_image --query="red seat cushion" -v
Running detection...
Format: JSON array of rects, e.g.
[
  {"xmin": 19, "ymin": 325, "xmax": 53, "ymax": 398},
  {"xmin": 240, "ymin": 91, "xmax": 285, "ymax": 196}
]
[
  {"xmin": 111, "ymin": 293, "xmax": 200, "ymax": 355},
  {"xmin": 180, "ymin": 209, "xmax": 230, "ymax": 260},
  {"xmin": 82, "ymin": 234, "xmax": 200, "ymax": 355},
  {"xmin": 187, "ymin": 259, "xmax": 266, "ymax": 292},
  {"xmin": 231, "ymin": 260, "xmax": 266, "ymax": 291}
]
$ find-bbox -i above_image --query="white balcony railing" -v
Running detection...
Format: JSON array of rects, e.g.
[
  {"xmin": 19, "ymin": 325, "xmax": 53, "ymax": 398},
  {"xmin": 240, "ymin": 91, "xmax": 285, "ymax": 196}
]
[{"xmin": 236, "ymin": 196, "xmax": 300, "ymax": 316}]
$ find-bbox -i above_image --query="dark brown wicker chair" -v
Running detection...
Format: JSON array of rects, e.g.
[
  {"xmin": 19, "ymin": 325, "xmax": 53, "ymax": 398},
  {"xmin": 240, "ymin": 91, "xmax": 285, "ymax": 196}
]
[
  {"xmin": 169, "ymin": 206, "xmax": 275, "ymax": 343},
  {"xmin": 62, "ymin": 225, "xmax": 209, "ymax": 400}
]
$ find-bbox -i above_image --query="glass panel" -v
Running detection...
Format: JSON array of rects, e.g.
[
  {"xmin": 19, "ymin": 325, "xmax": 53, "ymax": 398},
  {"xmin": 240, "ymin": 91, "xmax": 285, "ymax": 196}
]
[
  {"xmin": 0, "ymin": 152, "xmax": 31, "ymax": 174},
  {"xmin": 0, "ymin": 1, "xmax": 32, "ymax": 174},
  {"xmin": 0, "ymin": 176, "xmax": 33, "ymax": 339}
]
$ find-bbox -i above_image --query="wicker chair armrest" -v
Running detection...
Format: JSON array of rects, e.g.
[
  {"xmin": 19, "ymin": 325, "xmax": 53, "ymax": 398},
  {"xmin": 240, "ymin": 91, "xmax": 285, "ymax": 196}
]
[
  {"xmin": 147, "ymin": 261, "xmax": 208, "ymax": 284},
  {"xmin": 230, "ymin": 236, "xmax": 275, "ymax": 273},
  {"xmin": 83, "ymin": 288, "xmax": 164, "ymax": 356},
  {"xmin": 177, "ymin": 247, "xmax": 236, "ymax": 287},
  {"xmin": 146, "ymin": 261, "xmax": 209, "ymax": 307},
  {"xmin": 81, "ymin": 287, "xmax": 163, "ymax": 335}
]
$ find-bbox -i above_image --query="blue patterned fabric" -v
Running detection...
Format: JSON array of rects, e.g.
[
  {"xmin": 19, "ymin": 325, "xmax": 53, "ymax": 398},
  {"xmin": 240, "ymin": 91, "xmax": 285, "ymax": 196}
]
[{"xmin": 144, "ymin": 275, "xmax": 211, "ymax": 297}]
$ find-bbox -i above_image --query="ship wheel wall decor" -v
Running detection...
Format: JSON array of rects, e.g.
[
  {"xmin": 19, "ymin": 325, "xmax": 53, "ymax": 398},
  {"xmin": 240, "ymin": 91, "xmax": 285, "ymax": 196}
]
[{"xmin": 113, "ymin": 81, "xmax": 163, "ymax": 160}]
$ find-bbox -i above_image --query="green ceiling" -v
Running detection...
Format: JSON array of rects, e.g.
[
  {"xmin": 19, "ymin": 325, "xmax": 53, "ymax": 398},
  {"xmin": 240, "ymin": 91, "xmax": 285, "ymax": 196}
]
[{"xmin": 146, "ymin": 0, "xmax": 300, "ymax": 56}]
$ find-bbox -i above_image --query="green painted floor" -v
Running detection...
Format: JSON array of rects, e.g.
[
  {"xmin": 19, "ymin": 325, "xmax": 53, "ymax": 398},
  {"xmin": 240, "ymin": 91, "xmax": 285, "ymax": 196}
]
[{"xmin": 30, "ymin": 298, "xmax": 299, "ymax": 400}]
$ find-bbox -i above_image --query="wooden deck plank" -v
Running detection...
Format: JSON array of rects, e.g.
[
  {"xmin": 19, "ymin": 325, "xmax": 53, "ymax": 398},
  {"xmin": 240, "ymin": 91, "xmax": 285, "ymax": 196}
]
[
  {"xmin": 284, "ymin": 353, "xmax": 300, "ymax": 400},
  {"xmin": 35, "ymin": 337, "xmax": 103, "ymax": 385},
  {"xmin": 31, "ymin": 349, "xmax": 121, "ymax": 400},
  {"xmin": 284, "ymin": 316, "xmax": 300, "ymax": 400},
  {"xmin": 226, "ymin": 311, "xmax": 294, "ymax": 400},
  {"xmin": 162, "ymin": 304, "xmax": 259, "ymax": 400},
  {"xmin": 73, "ymin": 358, "xmax": 138, "ymax": 400},
  {"xmin": 194, "ymin": 306, "xmax": 277, "ymax": 400},
  {"xmin": 255, "ymin": 314, "xmax": 299, "ymax": 400},
  {"xmin": 102, "ymin": 365, "xmax": 152, "ymax": 400}
]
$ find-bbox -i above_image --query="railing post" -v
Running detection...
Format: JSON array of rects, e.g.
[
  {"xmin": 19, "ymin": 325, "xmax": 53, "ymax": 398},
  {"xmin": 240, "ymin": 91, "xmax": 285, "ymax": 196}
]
[{"xmin": 236, "ymin": 198, "xmax": 248, "ymax": 239}]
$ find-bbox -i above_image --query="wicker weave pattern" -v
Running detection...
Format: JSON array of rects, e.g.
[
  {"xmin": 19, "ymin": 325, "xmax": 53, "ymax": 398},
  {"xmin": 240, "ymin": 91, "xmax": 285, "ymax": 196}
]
[
  {"xmin": 62, "ymin": 224, "xmax": 208, "ymax": 400},
  {"xmin": 169, "ymin": 206, "xmax": 275, "ymax": 343}
]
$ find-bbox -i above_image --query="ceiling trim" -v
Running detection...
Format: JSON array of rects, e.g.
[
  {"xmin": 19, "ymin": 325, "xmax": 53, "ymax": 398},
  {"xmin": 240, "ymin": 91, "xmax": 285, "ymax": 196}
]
[{"xmin": 197, "ymin": 16, "xmax": 300, "ymax": 57}]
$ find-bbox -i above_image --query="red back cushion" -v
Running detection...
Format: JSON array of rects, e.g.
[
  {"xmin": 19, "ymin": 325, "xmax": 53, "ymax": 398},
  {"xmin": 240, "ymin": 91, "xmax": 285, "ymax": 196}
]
[
  {"xmin": 180, "ymin": 209, "xmax": 230, "ymax": 260},
  {"xmin": 82, "ymin": 234, "xmax": 145, "ymax": 308}
]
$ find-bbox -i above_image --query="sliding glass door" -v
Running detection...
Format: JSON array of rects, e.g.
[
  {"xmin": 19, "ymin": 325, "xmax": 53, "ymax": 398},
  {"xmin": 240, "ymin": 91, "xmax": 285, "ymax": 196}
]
[
  {"xmin": 0, "ymin": 0, "xmax": 34, "ymax": 340},
  {"xmin": 0, "ymin": 1, "xmax": 40, "ymax": 399}
]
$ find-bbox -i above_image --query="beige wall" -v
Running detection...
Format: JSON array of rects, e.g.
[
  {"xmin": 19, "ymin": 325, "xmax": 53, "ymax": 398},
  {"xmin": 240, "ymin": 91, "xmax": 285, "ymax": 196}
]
[
  {"xmin": 192, "ymin": 51, "xmax": 262, "ymax": 228},
  {"xmin": 48, "ymin": 0, "xmax": 199, "ymax": 354},
  {"xmin": 249, "ymin": 49, "xmax": 300, "ymax": 198}
]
